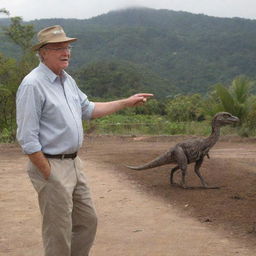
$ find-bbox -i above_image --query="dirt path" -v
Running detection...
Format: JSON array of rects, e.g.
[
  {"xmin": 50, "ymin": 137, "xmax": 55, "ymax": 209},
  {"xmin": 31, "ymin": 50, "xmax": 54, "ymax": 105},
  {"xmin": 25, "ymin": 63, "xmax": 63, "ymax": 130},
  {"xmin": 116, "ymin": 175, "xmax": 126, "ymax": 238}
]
[{"xmin": 0, "ymin": 135, "xmax": 256, "ymax": 256}]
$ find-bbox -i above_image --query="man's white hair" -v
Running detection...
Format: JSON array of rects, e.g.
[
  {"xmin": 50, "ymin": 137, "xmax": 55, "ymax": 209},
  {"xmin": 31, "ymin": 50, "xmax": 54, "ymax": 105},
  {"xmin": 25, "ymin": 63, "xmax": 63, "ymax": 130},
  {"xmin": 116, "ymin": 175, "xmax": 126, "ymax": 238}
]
[{"xmin": 36, "ymin": 50, "xmax": 44, "ymax": 62}]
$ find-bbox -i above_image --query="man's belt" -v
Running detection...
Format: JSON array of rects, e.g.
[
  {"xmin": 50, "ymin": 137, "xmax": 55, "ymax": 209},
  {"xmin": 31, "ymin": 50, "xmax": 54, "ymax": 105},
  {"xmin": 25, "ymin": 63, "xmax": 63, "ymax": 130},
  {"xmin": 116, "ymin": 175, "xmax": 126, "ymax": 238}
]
[{"xmin": 44, "ymin": 152, "xmax": 77, "ymax": 159}]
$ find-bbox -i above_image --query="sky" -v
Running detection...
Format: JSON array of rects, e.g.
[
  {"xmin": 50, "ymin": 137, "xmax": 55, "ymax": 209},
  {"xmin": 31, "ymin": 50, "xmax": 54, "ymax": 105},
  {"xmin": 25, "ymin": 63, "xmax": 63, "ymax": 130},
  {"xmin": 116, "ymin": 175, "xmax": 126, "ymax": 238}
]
[{"xmin": 1, "ymin": 0, "xmax": 256, "ymax": 21}]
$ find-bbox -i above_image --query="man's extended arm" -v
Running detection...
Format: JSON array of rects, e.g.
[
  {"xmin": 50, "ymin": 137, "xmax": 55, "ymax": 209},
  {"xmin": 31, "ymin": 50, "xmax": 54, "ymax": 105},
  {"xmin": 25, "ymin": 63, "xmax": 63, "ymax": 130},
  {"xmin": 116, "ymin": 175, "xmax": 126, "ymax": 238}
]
[{"xmin": 92, "ymin": 93, "xmax": 153, "ymax": 119}]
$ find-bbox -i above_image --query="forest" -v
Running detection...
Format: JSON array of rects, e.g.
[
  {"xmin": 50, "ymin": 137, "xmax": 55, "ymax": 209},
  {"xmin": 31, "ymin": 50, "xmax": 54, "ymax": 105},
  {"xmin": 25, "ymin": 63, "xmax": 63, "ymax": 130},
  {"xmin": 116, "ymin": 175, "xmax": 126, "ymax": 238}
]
[{"xmin": 1, "ymin": 7, "xmax": 256, "ymax": 142}]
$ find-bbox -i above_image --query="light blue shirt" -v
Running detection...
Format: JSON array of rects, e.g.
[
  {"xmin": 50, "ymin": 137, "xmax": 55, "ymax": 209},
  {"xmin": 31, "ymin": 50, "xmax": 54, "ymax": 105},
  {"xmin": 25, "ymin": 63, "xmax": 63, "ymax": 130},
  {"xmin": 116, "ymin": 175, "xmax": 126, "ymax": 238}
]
[{"xmin": 16, "ymin": 62, "xmax": 95, "ymax": 155}]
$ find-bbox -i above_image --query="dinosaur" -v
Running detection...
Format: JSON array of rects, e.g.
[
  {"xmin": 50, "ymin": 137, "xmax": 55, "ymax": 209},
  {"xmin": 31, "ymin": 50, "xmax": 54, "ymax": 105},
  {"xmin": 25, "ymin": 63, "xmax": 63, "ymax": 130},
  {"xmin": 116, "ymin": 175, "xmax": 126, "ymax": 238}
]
[{"xmin": 126, "ymin": 112, "xmax": 239, "ymax": 189}]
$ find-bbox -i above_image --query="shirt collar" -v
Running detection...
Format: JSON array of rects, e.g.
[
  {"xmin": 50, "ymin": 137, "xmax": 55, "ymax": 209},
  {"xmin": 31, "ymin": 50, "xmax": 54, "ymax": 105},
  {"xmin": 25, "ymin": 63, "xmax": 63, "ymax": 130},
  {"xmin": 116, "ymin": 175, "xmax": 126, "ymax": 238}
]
[{"xmin": 39, "ymin": 62, "xmax": 68, "ymax": 83}]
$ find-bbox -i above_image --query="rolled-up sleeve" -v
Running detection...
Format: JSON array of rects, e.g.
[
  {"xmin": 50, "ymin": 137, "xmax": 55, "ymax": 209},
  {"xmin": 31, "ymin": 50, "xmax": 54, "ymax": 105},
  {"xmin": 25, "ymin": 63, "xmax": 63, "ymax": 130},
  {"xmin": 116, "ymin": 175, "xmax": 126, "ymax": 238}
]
[
  {"xmin": 77, "ymin": 87, "xmax": 95, "ymax": 120},
  {"xmin": 16, "ymin": 83, "xmax": 44, "ymax": 154}
]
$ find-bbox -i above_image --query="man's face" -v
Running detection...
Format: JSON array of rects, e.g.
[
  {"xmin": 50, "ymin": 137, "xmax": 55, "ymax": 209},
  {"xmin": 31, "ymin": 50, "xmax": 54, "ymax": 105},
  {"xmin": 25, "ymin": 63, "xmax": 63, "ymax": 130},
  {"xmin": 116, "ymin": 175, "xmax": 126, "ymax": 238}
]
[{"xmin": 40, "ymin": 42, "xmax": 72, "ymax": 75}]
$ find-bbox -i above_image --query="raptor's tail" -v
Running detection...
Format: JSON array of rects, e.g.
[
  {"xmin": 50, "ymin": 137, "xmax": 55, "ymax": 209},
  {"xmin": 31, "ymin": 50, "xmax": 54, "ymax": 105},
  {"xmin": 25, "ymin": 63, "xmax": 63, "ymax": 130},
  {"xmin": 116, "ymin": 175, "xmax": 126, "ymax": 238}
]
[{"xmin": 125, "ymin": 150, "xmax": 174, "ymax": 170}]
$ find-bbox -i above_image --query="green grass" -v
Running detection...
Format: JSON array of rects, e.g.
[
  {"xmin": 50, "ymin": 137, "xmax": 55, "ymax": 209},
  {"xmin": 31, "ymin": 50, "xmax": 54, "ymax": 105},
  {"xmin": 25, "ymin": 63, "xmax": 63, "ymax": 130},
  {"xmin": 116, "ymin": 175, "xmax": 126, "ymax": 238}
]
[
  {"xmin": 0, "ymin": 114, "xmax": 242, "ymax": 143},
  {"xmin": 84, "ymin": 114, "xmax": 239, "ymax": 136}
]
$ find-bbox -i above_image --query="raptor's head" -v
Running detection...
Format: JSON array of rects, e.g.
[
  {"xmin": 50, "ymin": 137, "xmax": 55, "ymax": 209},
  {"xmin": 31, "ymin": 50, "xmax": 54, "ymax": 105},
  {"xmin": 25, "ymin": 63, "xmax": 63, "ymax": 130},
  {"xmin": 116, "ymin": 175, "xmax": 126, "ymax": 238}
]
[{"xmin": 212, "ymin": 112, "xmax": 240, "ymax": 127}]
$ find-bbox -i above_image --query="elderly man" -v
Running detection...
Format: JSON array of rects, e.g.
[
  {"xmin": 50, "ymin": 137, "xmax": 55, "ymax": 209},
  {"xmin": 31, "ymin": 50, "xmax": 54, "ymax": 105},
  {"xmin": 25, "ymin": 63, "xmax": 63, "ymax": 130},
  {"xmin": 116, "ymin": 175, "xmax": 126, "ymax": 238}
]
[{"xmin": 16, "ymin": 25, "xmax": 153, "ymax": 256}]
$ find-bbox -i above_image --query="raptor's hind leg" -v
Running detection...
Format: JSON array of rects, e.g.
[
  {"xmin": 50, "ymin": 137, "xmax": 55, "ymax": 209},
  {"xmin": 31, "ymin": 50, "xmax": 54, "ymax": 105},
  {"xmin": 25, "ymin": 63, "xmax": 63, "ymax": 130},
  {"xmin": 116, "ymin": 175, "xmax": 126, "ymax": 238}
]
[
  {"xmin": 194, "ymin": 159, "xmax": 206, "ymax": 186},
  {"xmin": 180, "ymin": 167, "xmax": 188, "ymax": 188},
  {"xmin": 172, "ymin": 146, "xmax": 188, "ymax": 188},
  {"xmin": 170, "ymin": 166, "xmax": 179, "ymax": 185},
  {"xmin": 194, "ymin": 159, "xmax": 220, "ymax": 189}
]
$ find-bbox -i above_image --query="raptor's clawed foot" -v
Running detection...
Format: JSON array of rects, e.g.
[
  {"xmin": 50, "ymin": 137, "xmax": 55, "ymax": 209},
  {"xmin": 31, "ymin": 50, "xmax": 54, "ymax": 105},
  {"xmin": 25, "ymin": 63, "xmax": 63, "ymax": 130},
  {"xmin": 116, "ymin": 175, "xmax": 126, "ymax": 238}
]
[
  {"xmin": 171, "ymin": 183, "xmax": 221, "ymax": 189},
  {"xmin": 170, "ymin": 182, "xmax": 192, "ymax": 189},
  {"xmin": 202, "ymin": 185, "xmax": 220, "ymax": 189},
  {"xmin": 170, "ymin": 182, "xmax": 185, "ymax": 189},
  {"xmin": 187, "ymin": 185, "xmax": 221, "ymax": 190}
]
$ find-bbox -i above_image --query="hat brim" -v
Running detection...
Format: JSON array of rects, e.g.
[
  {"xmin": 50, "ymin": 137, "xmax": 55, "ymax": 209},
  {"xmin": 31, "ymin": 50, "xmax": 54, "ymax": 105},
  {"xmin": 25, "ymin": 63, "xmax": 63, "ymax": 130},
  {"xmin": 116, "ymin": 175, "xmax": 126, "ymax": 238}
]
[{"xmin": 32, "ymin": 37, "xmax": 77, "ymax": 51}]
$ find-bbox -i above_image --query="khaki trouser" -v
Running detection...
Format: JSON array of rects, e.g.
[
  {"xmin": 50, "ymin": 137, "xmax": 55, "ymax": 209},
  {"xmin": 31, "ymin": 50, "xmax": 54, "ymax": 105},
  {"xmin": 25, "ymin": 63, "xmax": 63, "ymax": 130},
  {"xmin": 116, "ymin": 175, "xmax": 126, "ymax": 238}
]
[{"xmin": 27, "ymin": 156, "xmax": 97, "ymax": 256}]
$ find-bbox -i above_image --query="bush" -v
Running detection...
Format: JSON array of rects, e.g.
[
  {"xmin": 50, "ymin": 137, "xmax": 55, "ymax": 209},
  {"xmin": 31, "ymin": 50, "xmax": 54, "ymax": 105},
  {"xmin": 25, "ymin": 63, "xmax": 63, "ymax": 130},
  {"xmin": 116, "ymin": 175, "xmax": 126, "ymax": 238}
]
[
  {"xmin": 0, "ymin": 128, "xmax": 15, "ymax": 143},
  {"xmin": 165, "ymin": 94, "xmax": 205, "ymax": 122}
]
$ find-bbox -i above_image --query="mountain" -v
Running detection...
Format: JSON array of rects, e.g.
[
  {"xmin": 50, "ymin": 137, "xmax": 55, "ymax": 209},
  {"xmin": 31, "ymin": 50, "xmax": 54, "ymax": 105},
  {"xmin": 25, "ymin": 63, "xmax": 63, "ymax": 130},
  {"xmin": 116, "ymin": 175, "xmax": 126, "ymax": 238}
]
[{"xmin": 1, "ymin": 7, "xmax": 256, "ymax": 96}]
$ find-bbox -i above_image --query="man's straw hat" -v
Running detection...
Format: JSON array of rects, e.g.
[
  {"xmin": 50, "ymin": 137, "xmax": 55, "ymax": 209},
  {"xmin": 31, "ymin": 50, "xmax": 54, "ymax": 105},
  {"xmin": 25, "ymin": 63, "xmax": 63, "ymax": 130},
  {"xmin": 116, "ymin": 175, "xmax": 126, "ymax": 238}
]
[{"xmin": 32, "ymin": 25, "xmax": 77, "ymax": 51}]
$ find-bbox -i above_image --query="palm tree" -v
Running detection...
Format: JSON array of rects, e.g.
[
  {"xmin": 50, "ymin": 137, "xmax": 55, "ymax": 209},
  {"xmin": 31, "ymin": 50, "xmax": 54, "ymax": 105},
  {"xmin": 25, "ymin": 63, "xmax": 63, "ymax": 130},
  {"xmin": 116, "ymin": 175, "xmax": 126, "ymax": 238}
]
[{"xmin": 215, "ymin": 76, "xmax": 254, "ymax": 123}]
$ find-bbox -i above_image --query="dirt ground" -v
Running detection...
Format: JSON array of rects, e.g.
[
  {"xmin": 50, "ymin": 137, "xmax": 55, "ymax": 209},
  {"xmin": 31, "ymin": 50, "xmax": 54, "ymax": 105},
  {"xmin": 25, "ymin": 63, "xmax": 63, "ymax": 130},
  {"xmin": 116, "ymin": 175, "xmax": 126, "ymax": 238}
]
[{"xmin": 1, "ymin": 135, "xmax": 256, "ymax": 256}]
